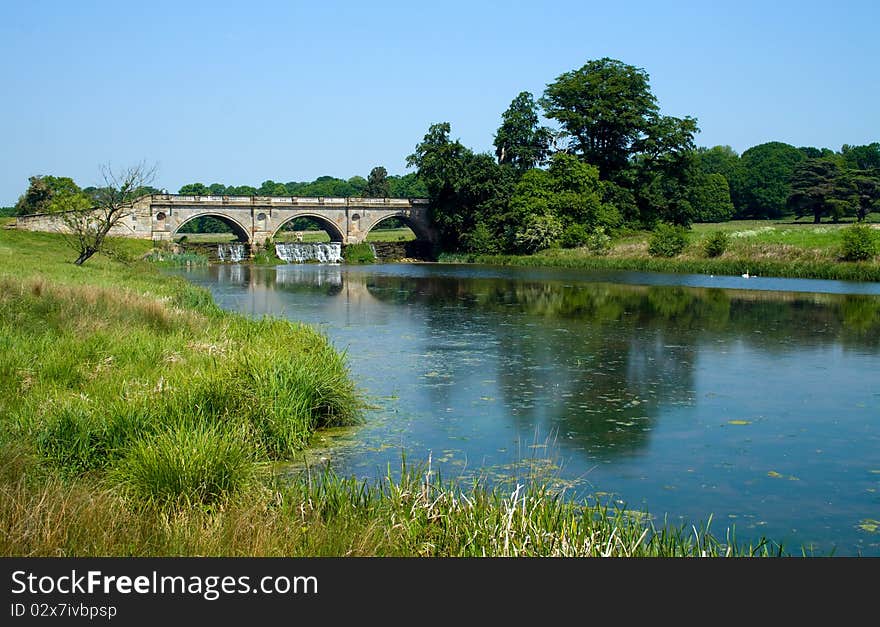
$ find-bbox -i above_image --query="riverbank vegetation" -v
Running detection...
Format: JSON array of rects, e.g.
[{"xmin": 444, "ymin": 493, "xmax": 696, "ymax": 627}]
[
  {"xmin": 1, "ymin": 229, "xmax": 793, "ymax": 556},
  {"xmin": 446, "ymin": 220, "xmax": 880, "ymax": 281}
]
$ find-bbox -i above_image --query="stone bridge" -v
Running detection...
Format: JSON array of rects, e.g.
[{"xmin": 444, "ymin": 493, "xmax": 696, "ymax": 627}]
[{"xmin": 15, "ymin": 194, "xmax": 435, "ymax": 246}]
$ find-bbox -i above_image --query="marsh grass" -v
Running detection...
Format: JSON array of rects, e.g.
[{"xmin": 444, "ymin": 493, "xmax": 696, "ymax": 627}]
[
  {"xmin": 0, "ymin": 444, "xmax": 783, "ymax": 556},
  {"xmin": 342, "ymin": 243, "xmax": 376, "ymax": 264},
  {"xmin": 111, "ymin": 422, "xmax": 261, "ymax": 507},
  {"xmin": 143, "ymin": 250, "xmax": 210, "ymax": 267}
]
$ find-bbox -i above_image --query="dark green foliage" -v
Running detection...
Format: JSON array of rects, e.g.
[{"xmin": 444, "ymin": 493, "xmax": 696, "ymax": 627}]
[
  {"xmin": 696, "ymin": 145, "xmax": 741, "ymax": 181},
  {"xmin": 704, "ymin": 231, "xmax": 730, "ymax": 258},
  {"xmin": 177, "ymin": 173, "xmax": 418, "ymax": 199},
  {"xmin": 839, "ymin": 224, "xmax": 878, "ymax": 261},
  {"xmin": 560, "ymin": 223, "xmax": 589, "ymax": 248},
  {"xmin": 461, "ymin": 222, "xmax": 500, "ymax": 254},
  {"xmin": 178, "ymin": 183, "xmax": 210, "ymax": 195},
  {"xmin": 735, "ymin": 142, "xmax": 806, "ymax": 218},
  {"xmin": 494, "ymin": 91, "xmax": 551, "ymax": 172},
  {"xmin": 540, "ymin": 57, "xmax": 659, "ymax": 178},
  {"xmin": 0, "ymin": 206, "xmax": 15, "ymax": 217},
  {"xmin": 787, "ymin": 158, "xmax": 849, "ymax": 223},
  {"xmin": 690, "ymin": 173, "xmax": 735, "ymax": 222},
  {"xmin": 648, "ymin": 223, "xmax": 689, "ymax": 257},
  {"xmin": 342, "ymin": 243, "xmax": 376, "ymax": 264},
  {"xmin": 387, "ymin": 173, "xmax": 427, "ymax": 198},
  {"xmin": 840, "ymin": 169, "xmax": 880, "ymax": 221},
  {"xmin": 15, "ymin": 175, "xmax": 89, "ymax": 215},
  {"xmin": 407, "ymin": 123, "xmax": 515, "ymax": 251},
  {"xmin": 841, "ymin": 143, "xmax": 880, "ymax": 170},
  {"xmin": 365, "ymin": 166, "xmax": 390, "ymax": 198},
  {"xmin": 177, "ymin": 216, "xmax": 234, "ymax": 234}
]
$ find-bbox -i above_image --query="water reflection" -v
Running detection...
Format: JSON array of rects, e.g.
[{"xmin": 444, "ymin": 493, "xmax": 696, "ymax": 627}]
[{"xmin": 179, "ymin": 263, "xmax": 880, "ymax": 556}]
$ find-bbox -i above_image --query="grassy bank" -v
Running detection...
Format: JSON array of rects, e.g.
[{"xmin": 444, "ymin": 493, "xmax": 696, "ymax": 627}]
[
  {"xmin": 0, "ymin": 229, "xmax": 359, "ymax": 504},
  {"xmin": 452, "ymin": 219, "xmax": 880, "ymax": 282},
  {"xmin": 0, "ymin": 229, "xmax": 788, "ymax": 556}
]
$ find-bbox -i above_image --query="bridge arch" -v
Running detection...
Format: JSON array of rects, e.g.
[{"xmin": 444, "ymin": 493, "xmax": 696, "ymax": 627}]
[
  {"xmin": 272, "ymin": 213, "xmax": 345, "ymax": 242},
  {"xmin": 363, "ymin": 212, "xmax": 434, "ymax": 242},
  {"xmin": 174, "ymin": 213, "xmax": 250, "ymax": 242}
]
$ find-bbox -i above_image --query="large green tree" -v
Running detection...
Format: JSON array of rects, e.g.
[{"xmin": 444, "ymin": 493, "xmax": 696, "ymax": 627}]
[
  {"xmin": 388, "ymin": 173, "xmax": 427, "ymax": 198},
  {"xmin": 786, "ymin": 157, "xmax": 849, "ymax": 223},
  {"xmin": 406, "ymin": 122, "xmax": 472, "ymax": 248},
  {"xmin": 735, "ymin": 141, "xmax": 806, "ymax": 219},
  {"xmin": 15, "ymin": 175, "xmax": 89, "ymax": 215},
  {"xmin": 365, "ymin": 166, "xmax": 390, "ymax": 197},
  {"xmin": 688, "ymin": 173, "xmax": 735, "ymax": 222},
  {"xmin": 494, "ymin": 91, "xmax": 551, "ymax": 172},
  {"xmin": 540, "ymin": 58, "xmax": 659, "ymax": 179},
  {"xmin": 841, "ymin": 142, "xmax": 880, "ymax": 170},
  {"xmin": 840, "ymin": 169, "xmax": 880, "ymax": 221}
]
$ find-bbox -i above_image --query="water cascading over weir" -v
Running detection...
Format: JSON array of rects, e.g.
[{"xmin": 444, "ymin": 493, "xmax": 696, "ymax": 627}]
[
  {"xmin": 275, "ymin": 242, "xmax": 343, "ymax": 263},
  {"xmin": 217, "ymin": 243, "xmax": 247, "ymax": 262}
]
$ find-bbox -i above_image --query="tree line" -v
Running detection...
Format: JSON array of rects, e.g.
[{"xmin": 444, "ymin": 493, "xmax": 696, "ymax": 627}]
[{"xmin": 405, "ymin": 58, "xmax": 880, "ymax": 253}]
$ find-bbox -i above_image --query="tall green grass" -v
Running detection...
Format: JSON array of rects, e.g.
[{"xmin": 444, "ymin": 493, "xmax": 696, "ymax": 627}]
[
  {"xmin": 0, "ymin": 445, "xmax": 788, "ymax": 556},
  {"xmin": 111, "ymin": 423, "xmax": 260, "ymax": 507},
  {"xmin": 0, "ymin": 229, "xmax": 361, "ymax": 508},
  {"xmin": 342, "ymin": 242, "xmax": 376, "ymax": 264}
]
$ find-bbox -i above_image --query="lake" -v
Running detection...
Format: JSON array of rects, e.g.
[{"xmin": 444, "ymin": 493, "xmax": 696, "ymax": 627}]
[{"xmin": 176, "ymin": 262, "xmax": 880, "ymax": 556}]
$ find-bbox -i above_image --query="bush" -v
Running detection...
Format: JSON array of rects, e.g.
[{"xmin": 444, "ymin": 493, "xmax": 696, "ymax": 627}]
[
  {"xmin": 513, "ymin": 214, "xmax": 562, "ymax": 254},
  {"xmin": 462, "ymin": 222, "xmax": 500, "ymax": 254},
  {"xmin": 586, "ymin": 226, "xmax": 612, "ymax": 255},
  {"xmin": 839, "ymin": 225, "xmax": 878, "ymax": 261},
  {"xmin": 648, "ymin": 223, "xmax": 689, "ymax": 258},
  {"xmin": 703, "ymin": 231, "xmax": 730, "ymax": 258},
  {"xmin": 342, "ymin": 243, "xmax": 376, "ymax": 264},
  {"xmin": 560, "ymin": 224, "xmax": 589, "ymax": 249}
]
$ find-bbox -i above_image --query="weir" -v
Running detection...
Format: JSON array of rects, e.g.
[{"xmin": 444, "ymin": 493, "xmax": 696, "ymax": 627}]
[
  {"xmin": 217, "ymin": 243, "xmax": 247, "ymax": 262},
  {"xmin": 275, "ymin": 242, "xmax": 343, "ymax": 263}
]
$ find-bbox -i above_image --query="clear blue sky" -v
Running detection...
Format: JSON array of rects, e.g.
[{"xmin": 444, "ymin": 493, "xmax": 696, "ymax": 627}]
[{"xmin": 1, "ymin": 0, "xmax": 877, "ymax": 205}]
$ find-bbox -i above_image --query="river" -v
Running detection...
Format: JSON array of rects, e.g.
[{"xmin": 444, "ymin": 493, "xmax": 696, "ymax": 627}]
[{"xmin": 174, "ymin": 262, "xmax": 880, "ymax": 556}]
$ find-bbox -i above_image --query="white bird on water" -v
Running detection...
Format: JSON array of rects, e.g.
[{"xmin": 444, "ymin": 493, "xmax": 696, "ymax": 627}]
[{"xmin": 741, "ymin": 270, "xmax": 751, "ymax": 278}]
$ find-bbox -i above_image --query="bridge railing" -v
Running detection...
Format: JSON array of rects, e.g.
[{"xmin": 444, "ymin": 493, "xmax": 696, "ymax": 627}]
[{"xmin": 148, "ymin": 194, "xmax": 428, "ymax": 207}]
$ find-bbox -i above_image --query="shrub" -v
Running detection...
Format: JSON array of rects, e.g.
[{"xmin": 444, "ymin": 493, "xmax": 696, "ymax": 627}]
[
  {"xmin": 586, "ymin": 226, "xmax": 612, "ymax": 255},
  {"xmin": 560, "ymin": 224, "xmax": 589, "ymax": 249},
  {"xmin": 111, "ymin": 423, "xmax": 258, "ymax": 507},
  {"xmin": 342, "ymin": 243, "xmax": 376, "ymax": 264},
  {"xmin": 462, "ymin": 222, "xmax": 500, "ymax": 254},
  {"xmin": 839, "ymin": 225, "xmax": 878, "ymax": 261},
  {"xmin": 703, "ymin": 231, "xmax": 730, "ymax": 258},
  {"xmin": 513, "ymin": 214, "xmax": 562, "ymax": 254},
  {"xmin": 648, "ymin": 223, "xmax": 689, "ymax": 257}
]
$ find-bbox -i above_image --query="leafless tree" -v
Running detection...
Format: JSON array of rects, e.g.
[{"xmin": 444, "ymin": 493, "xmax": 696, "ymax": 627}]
[{"xmin": 62, "ymin": 162, "xmax": 157, "ymax": 265}]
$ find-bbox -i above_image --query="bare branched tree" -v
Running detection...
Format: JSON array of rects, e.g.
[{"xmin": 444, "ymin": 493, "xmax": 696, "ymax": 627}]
[{"xmin": 62, "ymin": 161, "xmax": 157, "ymax": 265}]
